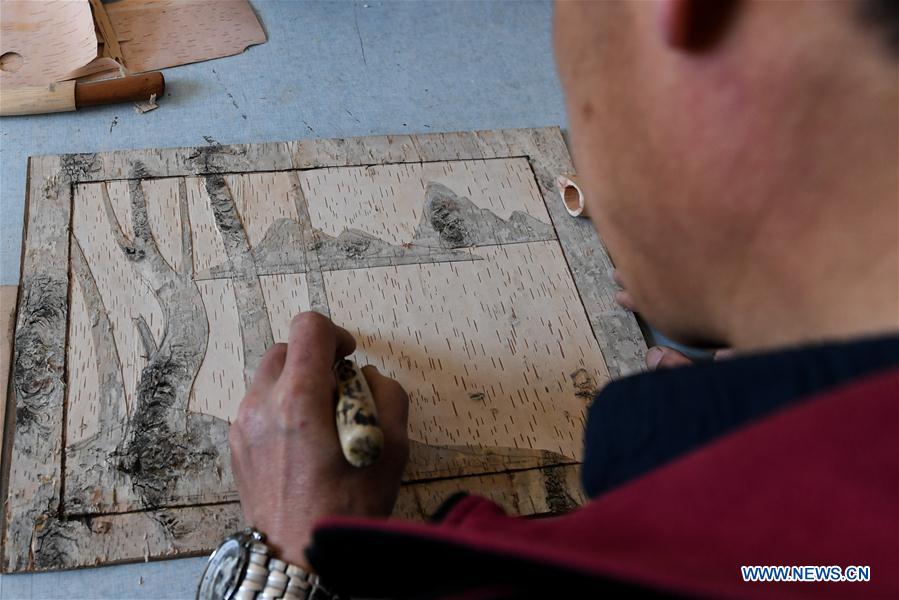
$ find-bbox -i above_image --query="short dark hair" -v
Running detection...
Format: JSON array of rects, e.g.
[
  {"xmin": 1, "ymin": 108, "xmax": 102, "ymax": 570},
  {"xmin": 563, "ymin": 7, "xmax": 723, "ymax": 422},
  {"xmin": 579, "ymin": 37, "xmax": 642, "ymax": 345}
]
[{"xmin": 862, "ymin": 0, "xmax": 899, "ymax": 54}]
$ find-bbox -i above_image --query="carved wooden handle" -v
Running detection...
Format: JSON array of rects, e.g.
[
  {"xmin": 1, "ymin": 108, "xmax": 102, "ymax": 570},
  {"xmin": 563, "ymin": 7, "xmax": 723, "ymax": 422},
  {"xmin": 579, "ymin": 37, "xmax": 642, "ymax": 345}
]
[
  {"xmin": 0, "ymin": 81, "xmax": 76, "ymax": 116},
  {"xmin": 335, "ymin": 359, "xmax": 383, "ymax": 468},
  {"xmin": 74, "ymin": 72, "xmax": 164, "ymax": 108},
  {"xmin": 0, "ymin": 72, "xmax": 164, "ymax": 116}
]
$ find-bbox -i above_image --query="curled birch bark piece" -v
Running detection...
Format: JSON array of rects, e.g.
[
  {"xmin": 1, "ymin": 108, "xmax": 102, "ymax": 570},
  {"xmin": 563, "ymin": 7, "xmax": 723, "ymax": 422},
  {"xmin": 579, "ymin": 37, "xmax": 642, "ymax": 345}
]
[
  {"xmin": 335, "ymin": 359, "xmax": 383, "ymax": 467},
  {"xmin": 556, "ymin": 174, "xmax": 587, "ymax": 218}
]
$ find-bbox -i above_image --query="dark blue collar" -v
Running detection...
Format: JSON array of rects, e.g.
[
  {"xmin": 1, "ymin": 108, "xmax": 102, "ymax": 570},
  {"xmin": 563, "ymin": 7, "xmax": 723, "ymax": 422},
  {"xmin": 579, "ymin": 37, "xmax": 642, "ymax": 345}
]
[{"xmin": 582, "ymin": 334, "xmax": 899, "ymax": 498}]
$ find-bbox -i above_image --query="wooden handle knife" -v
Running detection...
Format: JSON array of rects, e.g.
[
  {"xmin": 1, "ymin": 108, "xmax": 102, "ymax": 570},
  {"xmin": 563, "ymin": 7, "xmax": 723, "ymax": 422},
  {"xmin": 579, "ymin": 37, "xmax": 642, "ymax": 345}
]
[{"xmin": 0, "ymin": 72, "xmax": 165, "ymax": 117}]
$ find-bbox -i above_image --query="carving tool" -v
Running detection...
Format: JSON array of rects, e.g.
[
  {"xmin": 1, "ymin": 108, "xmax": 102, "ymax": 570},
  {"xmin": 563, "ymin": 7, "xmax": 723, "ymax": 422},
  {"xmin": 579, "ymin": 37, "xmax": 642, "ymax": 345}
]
[
  {"xmin": 334, "ymin": 359, "xmax": 383, "ymax": 468},
  {"xmin": 0, "ymin": 72, "xmax": 164, "ymax": 116}
]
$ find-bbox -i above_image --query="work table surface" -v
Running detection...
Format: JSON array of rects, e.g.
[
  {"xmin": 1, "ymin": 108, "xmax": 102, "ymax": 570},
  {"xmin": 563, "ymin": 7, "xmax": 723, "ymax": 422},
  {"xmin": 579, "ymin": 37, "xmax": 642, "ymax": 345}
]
[{"xmin": 0, "ymin": 1, "xmax": 565, "ymax": 597}]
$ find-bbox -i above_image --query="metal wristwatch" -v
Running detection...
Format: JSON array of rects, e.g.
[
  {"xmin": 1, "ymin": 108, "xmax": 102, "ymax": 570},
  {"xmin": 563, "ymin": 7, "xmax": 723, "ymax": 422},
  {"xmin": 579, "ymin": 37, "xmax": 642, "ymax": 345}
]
[{"xmin": 197, "ymin": 528, "xmax": 337, "ymax": 600}]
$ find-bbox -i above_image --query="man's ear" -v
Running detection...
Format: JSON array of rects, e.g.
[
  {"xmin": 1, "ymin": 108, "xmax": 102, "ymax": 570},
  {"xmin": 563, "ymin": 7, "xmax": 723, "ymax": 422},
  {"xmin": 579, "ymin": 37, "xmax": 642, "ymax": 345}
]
[{"xmin": 659, "ymin": 0, "xmax": 740, "ymax": 51}]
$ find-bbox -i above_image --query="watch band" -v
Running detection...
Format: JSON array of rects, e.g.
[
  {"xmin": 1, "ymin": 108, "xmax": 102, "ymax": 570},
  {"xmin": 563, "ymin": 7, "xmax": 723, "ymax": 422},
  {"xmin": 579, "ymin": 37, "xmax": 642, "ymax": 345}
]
[{"xmin": 233, "ymin": 537, "xmax": 335, "ymax": 600}]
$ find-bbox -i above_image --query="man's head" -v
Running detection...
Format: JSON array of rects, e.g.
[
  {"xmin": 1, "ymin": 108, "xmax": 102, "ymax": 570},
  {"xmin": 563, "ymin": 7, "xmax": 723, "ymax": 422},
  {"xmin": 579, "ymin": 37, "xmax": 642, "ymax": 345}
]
[{"xmin": 555, "ymin": 0, "xmax": 898, "ymax": 350}]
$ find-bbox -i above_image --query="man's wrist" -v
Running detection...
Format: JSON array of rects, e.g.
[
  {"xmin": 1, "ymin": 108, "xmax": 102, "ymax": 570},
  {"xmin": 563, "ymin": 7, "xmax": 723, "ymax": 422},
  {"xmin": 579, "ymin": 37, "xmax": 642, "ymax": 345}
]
[
  {"xmin": 263, "ymin": 533, "xmax": 313, "ymax": 573},
  {"xmin": 245, "ymin": 542, "xmax": 313, "ymax": 598},
  {"xmin": 197, "ymin": 527, "xmax": 333, "ymax": 600}
]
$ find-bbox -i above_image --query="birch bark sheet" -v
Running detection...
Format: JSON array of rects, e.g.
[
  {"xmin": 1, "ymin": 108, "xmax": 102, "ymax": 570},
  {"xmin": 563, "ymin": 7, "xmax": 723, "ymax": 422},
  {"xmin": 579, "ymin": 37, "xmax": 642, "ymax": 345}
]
[{"xmin": 2, "ymin": 128, "xmax": 645, "ymax": 571}]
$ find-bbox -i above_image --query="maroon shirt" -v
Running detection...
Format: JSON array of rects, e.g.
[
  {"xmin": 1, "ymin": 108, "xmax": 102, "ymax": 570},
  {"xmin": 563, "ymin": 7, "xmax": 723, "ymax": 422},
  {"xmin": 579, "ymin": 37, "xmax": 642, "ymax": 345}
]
[{"xmin": 308, "ymin": 346, "xmax": 899, "ymax": 599}]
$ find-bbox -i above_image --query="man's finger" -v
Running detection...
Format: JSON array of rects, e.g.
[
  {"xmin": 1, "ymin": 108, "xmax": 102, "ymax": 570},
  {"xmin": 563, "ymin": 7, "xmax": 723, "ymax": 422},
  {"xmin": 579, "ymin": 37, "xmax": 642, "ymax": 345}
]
[
  {"xmin": 615, "ymin": 289, "xmax": 637, "ymax": 311},
  {"xmin": 283, "ymin": 312, "xmax": 356, "ymax": 379},
  {"xmin": 612, "ymin": 269, "xmax": 637, "ymax": 311},
  {"xmin": 361, "ymin": 365, "xmax": 409, "ymax": 454},
  {"xmin": 713, "ymin": 348, "xmax": 737, "ymax": 361},
  {"xmin": 249, "ymin": 343, "xmax": 288, "ymax": 393},
  {"xmin": 646, "ymin": 346, "xmax": 695, "ymax": 370}
]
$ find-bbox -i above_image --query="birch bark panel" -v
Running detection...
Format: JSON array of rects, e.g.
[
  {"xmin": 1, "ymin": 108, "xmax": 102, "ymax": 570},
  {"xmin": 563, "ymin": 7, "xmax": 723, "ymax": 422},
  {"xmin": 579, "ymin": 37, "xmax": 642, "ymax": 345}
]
[
  {"xmin": 4, "ymin": 155, "xmax": 72, "ymax": 572},
  {"xmin": 2, "ymin": 463, "xmax": 581, "ymax": 571},
  {"xmin": 188, "ymin": 279, "xmax": 244, "ymax": 422},
  {"xmin": 289, "ymin": 131, "xmax": 501, "ymax": 171},
  {"xmin": 75, "ymin": 142, "xmax": 291, "ymax": 183},
  {"xmin": 70, "ymin": 182, "xmax": 165, "ymax": 417},
  {"xmin": 325, "ymin": 241, "xmax": 609, "ymax": 463},
  {"xmin": 143, "ymin": 178, "xmax": 186, "ymax": 274},
  {"xmin": 64, "ymin": 179, "xmax": 196, "ymax": 516},
  {"xmin": 300, "ymin": 158, "xmax": 549, "ymax": 247},
  {"xmin": 14, "ymin": 503, "xmax": 246, "ymax": 572},
  {"xmin": 224, "ymin": 172, "xmax": 300, "ymax": 249},
  {"xmin": 46, "ymin": 466, "xmax": 583, "ymax": 571},
  {"xmin": 186, "ymin": 176, "xmax": 230, "ymax": 275},
  {"xmin": 471, "ymin": 129, "xmax": 514, "ymax": 158},
  {"xmin": 259, "ymin": 274, "xmax": 313, "ymax": 341},
  {"xmin": 65, "ymin": 271, "xmax": 103, "ymax": 445},
  {"xmin": 63, "ymin": 153, "xmax": 605, "ymax": 508},
  {"xmin": 410, "ymin": 131, "xmax": 484, "ymax": 162},
  {"xmin": 104, "ymin": 179, "xmax": 139, "ymax": 241},
  {"xmin": 0, "ymin": 285, "xmax": 18, "ymax": 453},
  {"xmin": 393, "ymin": 464, "xmax": 586, "ymax": 520},
  {"xmin": 5, "ymin": 129, "xmax": 637, "ymax": 571}
]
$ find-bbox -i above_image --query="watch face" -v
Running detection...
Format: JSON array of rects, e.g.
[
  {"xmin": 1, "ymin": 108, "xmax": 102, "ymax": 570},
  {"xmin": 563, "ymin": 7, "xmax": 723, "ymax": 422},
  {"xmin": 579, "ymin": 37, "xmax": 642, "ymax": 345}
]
[{"xmin": 197, "ymin": 537, "xmax": 247, "ymax": 600}]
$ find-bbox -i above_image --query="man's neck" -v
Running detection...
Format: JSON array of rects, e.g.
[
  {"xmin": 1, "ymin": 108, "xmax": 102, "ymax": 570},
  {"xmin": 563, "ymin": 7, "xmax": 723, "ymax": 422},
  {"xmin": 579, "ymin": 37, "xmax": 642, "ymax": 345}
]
[{"xmin": 727, "ymin": 246, "xmax": 899, "ymax": 352}]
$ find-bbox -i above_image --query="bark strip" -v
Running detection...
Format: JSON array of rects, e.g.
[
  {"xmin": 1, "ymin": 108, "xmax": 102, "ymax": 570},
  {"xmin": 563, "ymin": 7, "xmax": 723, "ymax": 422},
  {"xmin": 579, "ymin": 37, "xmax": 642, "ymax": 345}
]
[{"xmin": 204, "ymin": 174, "xmax": 274, "ymax": 384}]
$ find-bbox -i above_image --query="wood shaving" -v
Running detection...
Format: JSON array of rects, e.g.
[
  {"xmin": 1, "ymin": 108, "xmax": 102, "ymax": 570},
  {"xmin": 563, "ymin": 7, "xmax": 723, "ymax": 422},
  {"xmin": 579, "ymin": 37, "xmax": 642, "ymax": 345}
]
[{"xmin": 133, "ymin": 92, "xmax": 158, "ymax": 114}]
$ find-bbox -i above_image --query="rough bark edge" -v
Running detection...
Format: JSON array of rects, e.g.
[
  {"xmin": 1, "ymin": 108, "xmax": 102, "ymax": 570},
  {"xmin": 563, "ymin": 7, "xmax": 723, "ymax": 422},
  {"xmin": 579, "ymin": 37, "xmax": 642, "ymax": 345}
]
[
  {"xmin": 1, "ymin": 154, "xmax": 76, "ymax": 572},
  {"xmin": 4, "ymin": 463, "xmax": 582, "ymax": 573},
  {"xmin": 33, "ymin": 128, "xmax": 535, "ymax": 182},
  {"xmin": 31, "ymin": 141, "xmax": 294, "ymax": 183}
]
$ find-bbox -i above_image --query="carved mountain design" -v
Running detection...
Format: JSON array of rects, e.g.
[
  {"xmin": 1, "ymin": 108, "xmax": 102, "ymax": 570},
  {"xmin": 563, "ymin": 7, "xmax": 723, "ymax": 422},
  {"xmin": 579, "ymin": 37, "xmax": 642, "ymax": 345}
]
[
  {"xmin": 200, "ymin": 219, "xmax": 476, "ymax": 280},
  {"xmin": 204, "ymin": 217, "xmax": 306, "ymax": 279},
  {"xmin": 310, "ymin": 226, "xmax": 474, "ymax": 271},
  {"xmin": 414, "ymin": 182, "xmax": 556, "ymax": 249},
  {"xmin": 198, "ymin": 181, "xmax": 556, "ymax": 280},
  {"xmin": 253, "ymin": 217, "xmax": 307, "ymax": 270}
]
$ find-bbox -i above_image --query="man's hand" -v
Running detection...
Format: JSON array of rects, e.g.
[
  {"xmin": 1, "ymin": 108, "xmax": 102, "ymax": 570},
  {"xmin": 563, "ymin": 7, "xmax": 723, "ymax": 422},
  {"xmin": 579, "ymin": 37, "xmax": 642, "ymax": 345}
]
[{"xmin": 228, "ymin": 312, "xmax": 410, "ymax": 569}]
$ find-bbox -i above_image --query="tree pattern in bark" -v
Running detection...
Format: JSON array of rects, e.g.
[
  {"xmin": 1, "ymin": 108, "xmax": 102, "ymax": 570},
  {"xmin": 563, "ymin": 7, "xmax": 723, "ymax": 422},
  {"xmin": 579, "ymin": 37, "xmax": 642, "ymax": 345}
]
[{"xmin": 3, "ymin": 129, "xmax": 645, "ymax": 571}]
